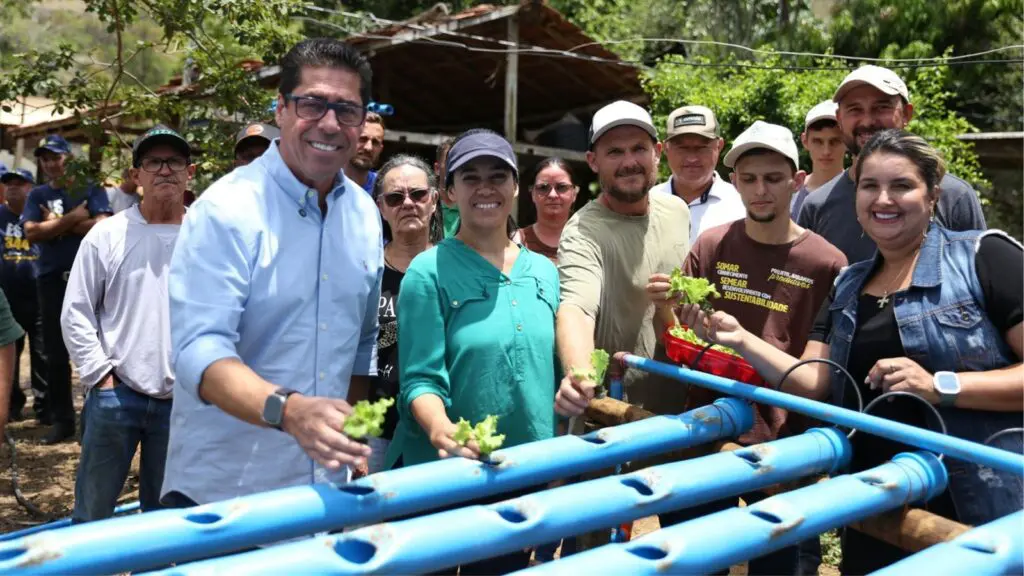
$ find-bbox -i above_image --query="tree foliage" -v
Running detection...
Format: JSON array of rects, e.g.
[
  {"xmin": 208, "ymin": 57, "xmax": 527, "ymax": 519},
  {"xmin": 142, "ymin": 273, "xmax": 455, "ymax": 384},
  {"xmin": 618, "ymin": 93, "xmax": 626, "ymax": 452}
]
[{"xmin": 0, "ymin": 0, "xmax": 306, "ymax": 189}]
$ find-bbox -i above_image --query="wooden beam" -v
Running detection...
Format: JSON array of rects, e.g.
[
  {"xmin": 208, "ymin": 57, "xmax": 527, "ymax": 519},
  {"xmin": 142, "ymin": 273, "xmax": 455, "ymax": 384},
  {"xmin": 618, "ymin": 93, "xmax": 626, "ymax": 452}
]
[
  {"xmin": 360, "ymin": 5, "xmax": 522, "ymax": 53},
  {"xmin": 503, "ymin": 13, "xmax": 519, "ymax": 144},
  {"xmin": 385, "ymin": 128, "xmax": 588, "ymax": 162}
]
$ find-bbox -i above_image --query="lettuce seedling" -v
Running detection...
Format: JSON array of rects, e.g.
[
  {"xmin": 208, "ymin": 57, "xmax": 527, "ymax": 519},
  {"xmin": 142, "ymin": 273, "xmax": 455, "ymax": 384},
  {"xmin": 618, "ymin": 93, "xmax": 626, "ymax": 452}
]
[
  {"xmin": 668, "ymin": 268, "xmax": 720, "ymax": 312},
  {"xmin": 343, "ymin": 397, "xmax": 395, "ymax": 439}
]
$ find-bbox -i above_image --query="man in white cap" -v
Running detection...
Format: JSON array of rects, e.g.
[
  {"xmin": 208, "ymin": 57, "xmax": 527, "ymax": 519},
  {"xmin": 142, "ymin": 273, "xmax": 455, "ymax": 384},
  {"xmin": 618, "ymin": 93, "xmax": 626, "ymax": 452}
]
[
  {"xmin": 798, "ymin": 65, "xmax": 985, "ymax": 263},
  {"xmin": 791, "ymin": 100, "xmax": 846, "ymax": 219},
  {"xmin": 555, "ymin": 99, "xmax": 691, "ymax": 420},
  {"xmin": 645, "ymin": 121, "xmax": 846, "ymax": 574},
  {"xmin": 650, "ymin": 105, "xmax": 744, "ymax": 243}
]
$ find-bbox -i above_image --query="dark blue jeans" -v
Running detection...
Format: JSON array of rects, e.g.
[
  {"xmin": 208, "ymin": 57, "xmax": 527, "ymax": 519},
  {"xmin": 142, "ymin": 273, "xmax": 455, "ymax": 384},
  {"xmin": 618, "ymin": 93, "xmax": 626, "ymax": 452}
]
[{"xmin": 72, "ymin": 382, "xmax": 172, "ymax": 523}]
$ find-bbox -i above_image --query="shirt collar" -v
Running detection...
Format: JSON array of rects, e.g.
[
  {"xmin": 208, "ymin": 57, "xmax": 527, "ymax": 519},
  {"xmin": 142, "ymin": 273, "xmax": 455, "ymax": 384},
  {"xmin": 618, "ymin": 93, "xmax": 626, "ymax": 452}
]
[
  {"xmin": 261, "ymin": 140, "xmax": 349, "ymax": 209},
  {"xmin": 669, "ymin": 172, "xmax": 722, "ymax": 206}
]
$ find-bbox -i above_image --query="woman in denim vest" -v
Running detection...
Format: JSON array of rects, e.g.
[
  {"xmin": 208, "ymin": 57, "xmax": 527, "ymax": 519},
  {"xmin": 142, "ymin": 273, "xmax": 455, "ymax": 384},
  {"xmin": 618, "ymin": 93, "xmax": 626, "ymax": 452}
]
[{"xmin": 678, "ymin": 130, "xmax": 1022, "ymax": 573}]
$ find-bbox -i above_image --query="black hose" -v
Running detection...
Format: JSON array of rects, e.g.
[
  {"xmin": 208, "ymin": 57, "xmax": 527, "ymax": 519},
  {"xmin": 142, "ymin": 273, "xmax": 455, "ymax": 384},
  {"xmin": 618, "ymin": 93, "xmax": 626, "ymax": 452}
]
[
  {"xmin": 983, "ymin": 427, "xmax": 1024, "ymax": 448},
  {"xmin": 847, "ymin": 390, "xmax": 949, "ymax": 461},
  {"xmin": 4, "ymin": 430, "xmax": 50, "ymax": 519},
  {"xmin": 774, "ymin": 357, "xmax": 864, "ymax": 414}
]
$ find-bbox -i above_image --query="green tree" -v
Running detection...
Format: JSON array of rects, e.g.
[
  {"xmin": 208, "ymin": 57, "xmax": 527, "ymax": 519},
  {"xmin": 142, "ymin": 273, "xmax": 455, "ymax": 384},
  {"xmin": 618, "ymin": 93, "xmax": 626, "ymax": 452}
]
[{"xmin": 0, "ymin": 0, "xmax": 306, "ymax": 190}]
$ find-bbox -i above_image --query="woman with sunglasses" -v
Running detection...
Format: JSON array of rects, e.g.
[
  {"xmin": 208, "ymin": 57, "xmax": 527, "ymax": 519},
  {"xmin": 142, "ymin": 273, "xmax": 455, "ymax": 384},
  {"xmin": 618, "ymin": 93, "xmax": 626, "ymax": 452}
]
[
  {"xmin": 520, "ymin": 158, "xmax": 579, "ymax": 262},
  {"xmin": 386, "ymin": 129, "xmax": 559, "ymax": 573},
  {"xmin": 365, "ymin": 155, "xmax": 441, "ymax": 474}
]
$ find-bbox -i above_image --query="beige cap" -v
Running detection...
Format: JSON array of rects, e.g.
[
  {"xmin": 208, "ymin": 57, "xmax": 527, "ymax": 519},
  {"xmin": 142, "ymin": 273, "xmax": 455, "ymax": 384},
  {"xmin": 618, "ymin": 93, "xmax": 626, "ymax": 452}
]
[
  {"xmin": 589, "ymin": 100, "xmax": 658, "ymax": 145},
  {"xmin": 833, "ymin": 65, "xmax": 910, "ymax": 103},
  {"xmin": 804, "ymin": 100, "xmax": 839, "ymax": 130},
  {"xmin": 666, "ymin": 105, "xmax": 719, "ymax": 140},
  {"xmin": 723, "ymin": 121, "xmax": 800, "ymax": 170}
]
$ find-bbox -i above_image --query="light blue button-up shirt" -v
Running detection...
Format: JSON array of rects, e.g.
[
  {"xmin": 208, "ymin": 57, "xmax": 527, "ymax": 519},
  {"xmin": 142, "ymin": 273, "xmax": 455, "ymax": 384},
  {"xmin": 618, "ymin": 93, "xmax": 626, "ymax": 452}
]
[{"xmin": 163, "ymin": 142, "xmax": 382, "ymax": 505}]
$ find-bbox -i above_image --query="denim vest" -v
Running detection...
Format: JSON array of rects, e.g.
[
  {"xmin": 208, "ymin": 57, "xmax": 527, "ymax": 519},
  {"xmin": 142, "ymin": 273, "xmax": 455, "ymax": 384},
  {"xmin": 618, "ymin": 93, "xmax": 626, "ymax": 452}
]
[{"xmin": 828, "ymin": 223, "xmax": 1023, "ymax": 525}]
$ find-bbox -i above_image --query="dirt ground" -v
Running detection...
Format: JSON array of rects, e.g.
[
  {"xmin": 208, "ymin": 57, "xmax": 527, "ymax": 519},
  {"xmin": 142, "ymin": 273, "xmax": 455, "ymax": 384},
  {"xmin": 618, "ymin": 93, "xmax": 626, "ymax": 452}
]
[
  {"xmin": 0, "ymin": 355, "xmax": 837, "ymax": 575},
  {"xmin": 0, "ymin": 357, "xmax": 139, "ymax": 534}
]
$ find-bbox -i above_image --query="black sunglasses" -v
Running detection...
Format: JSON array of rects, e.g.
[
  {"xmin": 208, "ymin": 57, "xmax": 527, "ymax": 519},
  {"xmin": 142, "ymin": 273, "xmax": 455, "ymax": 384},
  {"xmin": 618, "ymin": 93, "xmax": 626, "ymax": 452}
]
[
  {"xmin": 283, "ymin": 94, "xmax": 366, "ymax": 127},
  {"xmin": 381, "ymin": 188, "xmax": 431, "ymax": 208}
]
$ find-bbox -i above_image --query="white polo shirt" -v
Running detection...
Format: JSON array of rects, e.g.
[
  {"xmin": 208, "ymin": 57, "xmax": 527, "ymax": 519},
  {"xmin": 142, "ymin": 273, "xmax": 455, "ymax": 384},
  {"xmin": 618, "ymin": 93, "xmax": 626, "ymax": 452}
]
[{"xmin": 650, "ymin": 172, "xmax": 745, "ymax": 244}]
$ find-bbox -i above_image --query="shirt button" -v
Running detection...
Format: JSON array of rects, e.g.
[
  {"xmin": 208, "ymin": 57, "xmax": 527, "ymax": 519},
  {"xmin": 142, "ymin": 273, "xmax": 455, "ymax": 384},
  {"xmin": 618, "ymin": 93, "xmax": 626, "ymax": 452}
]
[
  {"xmin": 505, "ymin": 280, "xmax": 512, "ymax": 286},
  {"xmin": 320, "ymin": 323, "xmax": 328, "ymax": 331},
  {"xmin": 452, "ymin": 300, "xmax": 460, "ymax": 307},
  {"xmin": 516, "ymin": 324, "xmax": 523, "ymax": 331},
  {"xmin": 319, "ymin": 371, "xmax": 326, "ymax": 380},
  {"xmin": 322, "ymin": 274, "xmax": 328, "ymax": 281},
  {"xmin": 511, "ymin": 299, "xmax": 518, "ymax": 307}
]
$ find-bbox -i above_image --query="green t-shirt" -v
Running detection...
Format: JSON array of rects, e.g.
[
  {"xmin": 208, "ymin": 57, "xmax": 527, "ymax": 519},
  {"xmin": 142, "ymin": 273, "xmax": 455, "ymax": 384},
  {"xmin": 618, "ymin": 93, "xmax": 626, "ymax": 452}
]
[
  {"xmin": 385, "ymin": 239, "xmax": 559, "ymax": 468},
  {"xmin": 440, "ymin": 202, "xmax": 460, "ymax": 239},
  {"xmin": 0, "ymin": 290, "xmax": 24, "ymax": 347}
]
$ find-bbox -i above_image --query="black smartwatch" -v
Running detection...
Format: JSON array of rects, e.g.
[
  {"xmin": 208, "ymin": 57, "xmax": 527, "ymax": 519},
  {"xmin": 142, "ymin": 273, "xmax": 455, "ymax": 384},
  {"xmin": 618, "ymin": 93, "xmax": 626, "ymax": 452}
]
[{"xmin": 261, "ymin": 388, "xmax": 299, "ymax": 430}]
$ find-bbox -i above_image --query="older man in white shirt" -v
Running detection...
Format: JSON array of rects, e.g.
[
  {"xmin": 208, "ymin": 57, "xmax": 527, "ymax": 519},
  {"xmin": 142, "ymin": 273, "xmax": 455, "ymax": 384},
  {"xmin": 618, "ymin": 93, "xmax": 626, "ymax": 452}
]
[
  {"xmin": 650, "ymin": 105, "xmax": 745, "ymax": 243},
  {"xmin": 61, "ymin": 125, "xmax": 193, "ymax": 522}
]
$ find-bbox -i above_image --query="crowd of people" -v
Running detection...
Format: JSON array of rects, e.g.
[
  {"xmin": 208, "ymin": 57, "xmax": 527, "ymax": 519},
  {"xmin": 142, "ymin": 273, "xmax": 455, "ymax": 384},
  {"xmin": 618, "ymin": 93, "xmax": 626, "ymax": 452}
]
[{"xmin": 0, "ymin": 35, "xmax": 1019, "ymax": 575}]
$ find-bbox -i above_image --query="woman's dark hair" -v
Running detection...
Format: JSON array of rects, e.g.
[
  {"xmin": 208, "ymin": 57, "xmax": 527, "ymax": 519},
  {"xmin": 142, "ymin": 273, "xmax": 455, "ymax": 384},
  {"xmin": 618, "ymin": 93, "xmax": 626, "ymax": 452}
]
[
  {"xmin": 530, "ymin": 157, "xmax": 576, "ymax": 187},
  {"xmin": 373, "ymin": 154, "xmax": 443, "ymax": 244},
  {"xmin": 278, "ymin": 38, "xmax": 372, "ymax": 107},
  {"xmin": 447, "ymin": 128, "xmax": 519, "ymax": 240},
  {"xmin": 854, "ymin": 129, "xmax": 947, "ymax": 195}
]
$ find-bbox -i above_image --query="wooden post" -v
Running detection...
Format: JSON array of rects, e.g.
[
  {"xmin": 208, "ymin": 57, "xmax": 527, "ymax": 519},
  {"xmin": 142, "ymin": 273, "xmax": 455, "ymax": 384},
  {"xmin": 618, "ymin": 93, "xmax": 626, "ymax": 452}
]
[
  {"xmin": 13, "ymin": 137, "xmax": 24, "ymax": 170},
  {"xmin": 503, "ymin": 11, "xmax": 519, "ymax": 222}
]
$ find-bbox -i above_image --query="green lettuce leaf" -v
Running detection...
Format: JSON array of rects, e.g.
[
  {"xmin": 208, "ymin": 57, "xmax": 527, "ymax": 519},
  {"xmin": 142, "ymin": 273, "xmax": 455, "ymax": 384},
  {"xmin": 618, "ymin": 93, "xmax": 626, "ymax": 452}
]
[
  {"xmin": 342, "ymin": 397, "xmax": 395, "ymax": 439},
  {"xmin": 668, "ymin": 268, "xmax": 721, "ymax": 311}
]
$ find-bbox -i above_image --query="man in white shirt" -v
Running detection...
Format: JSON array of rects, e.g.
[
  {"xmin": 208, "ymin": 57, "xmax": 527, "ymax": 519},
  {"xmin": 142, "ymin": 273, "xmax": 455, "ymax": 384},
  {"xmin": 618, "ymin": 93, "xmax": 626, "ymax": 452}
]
[
  {"xmin": 649, "ymin": 105, "xmax": 744, "ymax": 243},
  {"xmin": 61, "ymin": 125, "xmax": 193, "ymax": 522}
]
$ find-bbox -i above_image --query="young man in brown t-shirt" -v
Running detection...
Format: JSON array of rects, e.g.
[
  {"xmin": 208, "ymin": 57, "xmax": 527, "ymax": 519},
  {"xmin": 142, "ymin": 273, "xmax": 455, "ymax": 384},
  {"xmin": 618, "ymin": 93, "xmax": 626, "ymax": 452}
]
[{"xmin": 647, "ymin": 121, "xmax": 846, "ymax": 575}]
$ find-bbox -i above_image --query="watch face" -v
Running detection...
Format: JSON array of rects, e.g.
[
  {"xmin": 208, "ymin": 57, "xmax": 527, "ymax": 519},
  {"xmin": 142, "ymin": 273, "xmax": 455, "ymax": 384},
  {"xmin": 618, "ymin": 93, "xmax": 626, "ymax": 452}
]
[
  {"xmin": 935, "ymin": 372, "xmax": 961, "ymax": 394},
  {"xmin": 263, "ymin": 394, "xmax": 285, "ymax": 426}
]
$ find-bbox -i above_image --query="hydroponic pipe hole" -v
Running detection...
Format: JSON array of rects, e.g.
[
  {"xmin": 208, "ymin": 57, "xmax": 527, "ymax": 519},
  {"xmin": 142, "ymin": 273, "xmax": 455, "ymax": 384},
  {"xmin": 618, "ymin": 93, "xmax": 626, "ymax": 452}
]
[
  {"xmin": 628, "ymin": 545, "xmax": 668, "ymax": 560},
  {"xmin": 339, "ymin": 485, "xmax": 376, "ymax": 496},
  {"xmin": 333, "ymin": 539, "xmax": 377, "ymax": 564},
  {"xmin": 620, "ymin": 477, "xmax": 654, "ymax": 497},
  {"xmin": 750, "ymin": 510, "xmax": 783, "ymax": 524},
  {"xmin": 496, "ymin": 507, "xmax": 529, "ymax": 524},
  {"xmin": 0, "ymin": 548, "xmax": 25, "ymax": 562},
  {"xmin": 184, "ymin": 513, "xmax": 223, "ymax": 525}
]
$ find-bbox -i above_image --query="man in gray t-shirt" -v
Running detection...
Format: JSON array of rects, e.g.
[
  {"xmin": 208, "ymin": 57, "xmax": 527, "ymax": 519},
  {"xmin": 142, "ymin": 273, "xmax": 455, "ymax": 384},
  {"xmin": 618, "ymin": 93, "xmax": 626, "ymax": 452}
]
[{"xmin": 798, "ymin": 65, "xmax": 986, "ymax": 264}]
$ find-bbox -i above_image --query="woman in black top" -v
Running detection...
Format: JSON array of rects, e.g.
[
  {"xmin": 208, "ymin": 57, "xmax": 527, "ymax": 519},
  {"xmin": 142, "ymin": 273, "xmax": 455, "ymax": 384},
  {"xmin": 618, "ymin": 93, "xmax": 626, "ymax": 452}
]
[
  {"xmin": 367, "ymin": 154, "xmax": 442, "ymax": 473},
  {"xmin": 676, "ymin": 131, "xmax": 1023, "ymax": 573}
]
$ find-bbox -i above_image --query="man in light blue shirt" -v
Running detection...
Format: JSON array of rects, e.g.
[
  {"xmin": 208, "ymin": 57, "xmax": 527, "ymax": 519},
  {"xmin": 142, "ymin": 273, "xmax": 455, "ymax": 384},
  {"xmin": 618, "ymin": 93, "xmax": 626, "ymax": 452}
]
[{"xmin": 163, "ymin": 38, "xmax": 383, "ymax": 506}]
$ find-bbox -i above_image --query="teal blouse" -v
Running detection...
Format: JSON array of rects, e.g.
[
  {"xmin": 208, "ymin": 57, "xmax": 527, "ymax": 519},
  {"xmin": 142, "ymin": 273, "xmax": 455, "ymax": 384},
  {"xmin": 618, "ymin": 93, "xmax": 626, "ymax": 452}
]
[{"xmin": 385, "ymin": 238, "xmax": 560, "ymax": 468}]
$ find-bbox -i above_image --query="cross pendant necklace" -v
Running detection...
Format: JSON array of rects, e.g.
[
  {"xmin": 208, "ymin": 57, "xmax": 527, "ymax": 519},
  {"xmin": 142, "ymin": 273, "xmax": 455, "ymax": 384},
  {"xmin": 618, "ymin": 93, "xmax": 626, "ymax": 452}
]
[{"xmin": 877, "ymin": 256, "xmax": 915, "ymax": 309}]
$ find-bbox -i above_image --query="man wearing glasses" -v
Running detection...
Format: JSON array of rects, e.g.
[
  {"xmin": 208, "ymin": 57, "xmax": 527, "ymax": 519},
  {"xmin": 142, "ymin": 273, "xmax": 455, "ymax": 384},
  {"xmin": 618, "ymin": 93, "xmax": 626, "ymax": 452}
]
[
  {"xmin": 650, "ymin": 106, "xmax": 745, "ymax": 244},
  {"xmin": 22, "ymin": 134, "xmax": 113, "ymax": 444},
  {"xmin": 61, "ymin": 125, "xmax": 193, "ymax": 522},
  {"xmin": 164, "ymin": 38, "xmax": 382, "ymax": 506}
]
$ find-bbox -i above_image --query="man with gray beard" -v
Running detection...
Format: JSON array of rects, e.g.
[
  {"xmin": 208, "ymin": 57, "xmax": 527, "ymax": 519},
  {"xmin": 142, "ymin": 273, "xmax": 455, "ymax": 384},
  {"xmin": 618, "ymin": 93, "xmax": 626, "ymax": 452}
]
[{"xmin": 554, "ymin": 100, "xmax": 691, "ymax": 419}]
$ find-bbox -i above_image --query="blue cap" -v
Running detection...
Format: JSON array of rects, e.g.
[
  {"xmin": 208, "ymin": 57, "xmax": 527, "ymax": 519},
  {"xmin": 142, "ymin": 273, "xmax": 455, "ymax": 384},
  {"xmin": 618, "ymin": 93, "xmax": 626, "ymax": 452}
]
[
  {"xmin": 34, "ymin": 134, "xmax": 72, "ymax": 157},
  {"xmin": 0, "ymin": 163, "xmax": 7, "ymax": 175},
  {"xmin": 445, "ymin": 131, "xmax": 518, "ymax": 187},
  {"xmin": 0, "ymin": 169, "xmax": 35, "ymax": 185}
]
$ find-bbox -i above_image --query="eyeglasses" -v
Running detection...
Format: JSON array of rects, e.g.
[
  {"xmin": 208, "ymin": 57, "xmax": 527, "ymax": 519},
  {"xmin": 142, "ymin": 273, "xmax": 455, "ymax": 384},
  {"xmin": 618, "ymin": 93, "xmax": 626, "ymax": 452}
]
[
  {"xmin": 140, "ymin": 157, "xmax": 189, "ymax": 174},
  {"xmin": 284, "ymin": 94, "xmax": 366, "ymax": 127},
  {"xmin": 533, "ymin": 182, "xmax": 576, "ymax": 195},
  {"xmin": 381, "ymin": 188, "xmax": 431, "ymax": 208}
]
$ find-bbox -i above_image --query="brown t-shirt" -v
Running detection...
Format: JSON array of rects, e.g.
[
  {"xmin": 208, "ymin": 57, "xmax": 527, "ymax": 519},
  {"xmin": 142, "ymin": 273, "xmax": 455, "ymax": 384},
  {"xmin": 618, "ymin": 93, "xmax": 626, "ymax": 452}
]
[
  {"xmin": 520, "ymin": 225, "xmax": 559, "ymax": 262},
  {"xmin": 683, "ymin": 220, "xmax": 847, "ymax": 444}
]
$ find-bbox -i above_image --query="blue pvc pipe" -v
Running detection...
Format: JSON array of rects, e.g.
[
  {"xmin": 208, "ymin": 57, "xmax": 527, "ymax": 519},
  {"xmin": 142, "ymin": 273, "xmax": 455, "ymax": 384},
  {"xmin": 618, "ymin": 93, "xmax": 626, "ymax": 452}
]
[
  {"xmin": 871, "ymin": 510, "xmax": 1024, "ymax": 576},
  {"xmin": 147, "ymin": 428, "xmax": 851, "ymax": 575},
  {"xmin": 0, "ymin": 398, "xmax": 753, "ymax": 576},
  {"xmin": 0, "ymin": 502, "xmax": 140, "ymax": 542},
  {"xmin": 518, "ymin": 451, "xmax": 948, "ymax": 575},
  {"xmin": 625, "ymin": 354, "xmax": 1024, "ymax": 475}
]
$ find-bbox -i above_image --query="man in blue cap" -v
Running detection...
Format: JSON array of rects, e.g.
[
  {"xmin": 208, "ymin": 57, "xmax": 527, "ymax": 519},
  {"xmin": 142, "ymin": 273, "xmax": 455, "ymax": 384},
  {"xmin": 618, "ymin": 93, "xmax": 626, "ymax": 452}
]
[
  {"xmin": 22, "ymin": 134, "xmax": 113, "ymax": 443},
  {"xmin": 0, "ymin": 168, "xmax": 47, "ymax": 424}
]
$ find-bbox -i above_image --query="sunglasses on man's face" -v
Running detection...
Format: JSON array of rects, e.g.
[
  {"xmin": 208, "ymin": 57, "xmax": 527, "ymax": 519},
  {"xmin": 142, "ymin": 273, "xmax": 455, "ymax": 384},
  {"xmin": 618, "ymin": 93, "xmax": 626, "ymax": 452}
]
[{"xmin": 381, "ymin": 188, "xmax": 431, "ymax": 208}]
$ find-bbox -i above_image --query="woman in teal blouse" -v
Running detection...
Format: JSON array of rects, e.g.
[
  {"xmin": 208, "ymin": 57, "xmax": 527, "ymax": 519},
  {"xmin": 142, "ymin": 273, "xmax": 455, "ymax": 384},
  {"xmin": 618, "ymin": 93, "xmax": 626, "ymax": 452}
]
[{"xmin": 386, "ymin": 129, "xmax": 560, "ymax": 476}]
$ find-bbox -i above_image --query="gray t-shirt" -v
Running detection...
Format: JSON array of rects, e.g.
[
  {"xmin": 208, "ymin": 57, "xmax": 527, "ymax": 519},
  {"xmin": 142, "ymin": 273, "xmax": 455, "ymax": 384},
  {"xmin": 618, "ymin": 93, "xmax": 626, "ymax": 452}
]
[{"xmin": 797, "ymin": 170, "xmax": 986, "ymax": 264}]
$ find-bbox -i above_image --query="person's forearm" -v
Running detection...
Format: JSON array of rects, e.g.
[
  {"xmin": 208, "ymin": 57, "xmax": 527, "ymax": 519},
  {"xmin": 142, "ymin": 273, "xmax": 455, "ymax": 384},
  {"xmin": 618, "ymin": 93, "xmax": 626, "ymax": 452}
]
[
  {"xmin": 347, "ymin": 375, "xmax": 370, "ymax": 404},
  {"xmin": 410, "ymin": 393, "xmax": 450, "ymax": 437},
  {"xmin": 954, "ymin": 364, "xmax": 1024, "ymax": 411},
  {"xmin": 24, "ymin": 217, "xmax": 80, "ymax": 242},
  {"xmin": 0, "ymin": 343, "xmax": 14, "ymax": 435},
  {"xmin": 652, "ymin": 306, "xmax": 678, "ymax": 345},
  {"xmin": 736, "ymin": 334, "xmax": 829, "ymax": 400},
  {"xmin": 556, "ymin": 305, "xmax": 596, "ymax": 375},
  {"xmin": 198, "ymin": 357, "xmax": 278, "ymax": 427},
  {"xmin": 72, "ymin": 215, "xmax": 106, "ymax": 236}
]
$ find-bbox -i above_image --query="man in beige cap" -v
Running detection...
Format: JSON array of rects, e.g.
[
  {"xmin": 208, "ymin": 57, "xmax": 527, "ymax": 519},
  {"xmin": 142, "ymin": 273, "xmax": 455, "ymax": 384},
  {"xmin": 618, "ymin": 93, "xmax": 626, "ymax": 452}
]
[
  {"xmin": 650, "ymin": 105, "xmax": 744, "ymax": 243},
  {"xmin": 798, "ymin": 65, "xmax": 985, "ymax": 263}
]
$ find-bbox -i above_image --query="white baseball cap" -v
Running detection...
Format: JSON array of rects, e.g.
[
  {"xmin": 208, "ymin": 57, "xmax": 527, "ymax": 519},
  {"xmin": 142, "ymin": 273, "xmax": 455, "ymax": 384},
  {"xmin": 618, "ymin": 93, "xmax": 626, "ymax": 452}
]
[
  {"xmin": 833, "ymin": 65, "xmax": 910, "ymax": 103},
  {"xmin": 723, "ymin": 121, "xmax": 800, "ymax": 170},
  {"xmin": 589, "ymin": 100, "xmax": 658, "ymax": 146},
  {"xmin": 804, "ymin": 100, "xmax": 839, "ymax": 130}
]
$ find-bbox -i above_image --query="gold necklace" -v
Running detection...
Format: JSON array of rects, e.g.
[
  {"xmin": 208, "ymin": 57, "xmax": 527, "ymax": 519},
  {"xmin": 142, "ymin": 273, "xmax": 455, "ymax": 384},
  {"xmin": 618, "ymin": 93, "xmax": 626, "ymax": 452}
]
[{"xmin": 877, "ymin": 254, "xmax": 917, "ymax": 309}]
